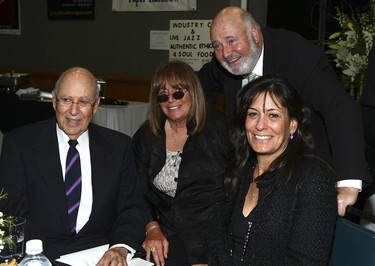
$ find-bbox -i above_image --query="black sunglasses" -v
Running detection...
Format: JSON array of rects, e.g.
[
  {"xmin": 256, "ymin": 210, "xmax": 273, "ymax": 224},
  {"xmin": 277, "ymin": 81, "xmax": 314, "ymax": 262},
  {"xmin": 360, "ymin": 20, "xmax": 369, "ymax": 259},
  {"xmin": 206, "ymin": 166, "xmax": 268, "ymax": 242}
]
[{"xmin": 157, "ymin": 90, "xmax": 186, "ymax": 103}]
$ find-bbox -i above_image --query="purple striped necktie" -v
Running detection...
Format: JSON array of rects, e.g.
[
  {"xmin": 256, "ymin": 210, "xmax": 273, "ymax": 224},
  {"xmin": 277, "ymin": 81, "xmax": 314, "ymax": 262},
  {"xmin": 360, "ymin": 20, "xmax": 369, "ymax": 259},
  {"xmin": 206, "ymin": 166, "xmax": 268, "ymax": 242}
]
[{"xmin": 65, "ymin": 139, "xmax": 82, "ymax": 235}]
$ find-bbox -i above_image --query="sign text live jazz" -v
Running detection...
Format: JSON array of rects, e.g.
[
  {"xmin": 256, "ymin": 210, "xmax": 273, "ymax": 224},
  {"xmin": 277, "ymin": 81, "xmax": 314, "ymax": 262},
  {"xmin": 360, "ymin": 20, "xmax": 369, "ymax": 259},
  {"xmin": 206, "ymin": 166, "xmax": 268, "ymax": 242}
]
[{"xmin": 183, "ymin": 35, "xmax": 200, "ymax": 41}]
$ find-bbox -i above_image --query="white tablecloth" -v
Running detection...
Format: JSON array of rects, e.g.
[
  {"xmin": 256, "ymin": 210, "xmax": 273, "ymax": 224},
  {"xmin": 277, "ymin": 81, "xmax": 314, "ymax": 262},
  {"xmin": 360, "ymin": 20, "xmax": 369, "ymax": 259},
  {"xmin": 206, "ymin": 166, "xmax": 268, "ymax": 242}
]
[{"xmin": 92, "ymin": 101, "xmax": 148, "ymax": 137}]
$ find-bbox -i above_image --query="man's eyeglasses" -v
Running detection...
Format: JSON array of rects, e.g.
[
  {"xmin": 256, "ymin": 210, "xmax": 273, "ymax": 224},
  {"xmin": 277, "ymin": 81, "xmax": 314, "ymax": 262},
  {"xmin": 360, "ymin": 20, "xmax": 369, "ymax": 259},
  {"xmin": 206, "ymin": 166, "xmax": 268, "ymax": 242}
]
[
  {"xmin": 56, "ymin": 97, "xmax": 95, "ymax": 109},
  {"xmin": 157, "ymin": 89, "xmax": 186, "ymax": 103}
]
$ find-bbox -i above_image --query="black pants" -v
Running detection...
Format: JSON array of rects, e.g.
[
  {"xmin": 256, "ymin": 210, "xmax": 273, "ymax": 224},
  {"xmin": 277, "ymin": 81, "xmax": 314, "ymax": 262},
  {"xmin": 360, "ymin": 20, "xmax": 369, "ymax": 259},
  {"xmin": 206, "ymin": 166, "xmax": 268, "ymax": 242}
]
[{"xmin": 151, "ymin": 235, "xmax": 191, "ymax": 266}]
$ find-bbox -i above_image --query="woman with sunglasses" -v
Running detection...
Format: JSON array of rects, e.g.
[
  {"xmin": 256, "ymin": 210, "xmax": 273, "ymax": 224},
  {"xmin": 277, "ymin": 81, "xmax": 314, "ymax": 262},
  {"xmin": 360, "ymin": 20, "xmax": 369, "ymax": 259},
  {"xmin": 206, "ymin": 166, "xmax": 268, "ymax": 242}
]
[{"xmin": 132, "ymin": 60, "xmax": 229, "ymax": 266}]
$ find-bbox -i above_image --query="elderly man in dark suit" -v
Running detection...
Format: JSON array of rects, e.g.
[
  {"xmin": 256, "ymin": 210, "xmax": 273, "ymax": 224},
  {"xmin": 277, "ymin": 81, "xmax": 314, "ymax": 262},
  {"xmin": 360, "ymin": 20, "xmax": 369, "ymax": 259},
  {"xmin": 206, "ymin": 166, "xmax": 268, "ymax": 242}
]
[
  {"xmin": 0, "ymin": 67, "xmax": 147, "ymax": 265},
  {"xmin": 198, "ymin": 6, "xmax": 371, "ymax": 216}
]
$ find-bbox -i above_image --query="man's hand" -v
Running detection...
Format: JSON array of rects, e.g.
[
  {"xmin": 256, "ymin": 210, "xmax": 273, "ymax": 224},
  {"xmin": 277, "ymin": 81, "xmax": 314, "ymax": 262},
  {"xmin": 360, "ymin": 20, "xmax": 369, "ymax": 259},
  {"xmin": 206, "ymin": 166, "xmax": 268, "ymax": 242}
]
[
  {"xmin": 337, "ymin": 187, "xmax": 360, "ymax": 216},
  {"xmin": 97, "ymin": 247, "xmax": 128, "ymax": 266}
]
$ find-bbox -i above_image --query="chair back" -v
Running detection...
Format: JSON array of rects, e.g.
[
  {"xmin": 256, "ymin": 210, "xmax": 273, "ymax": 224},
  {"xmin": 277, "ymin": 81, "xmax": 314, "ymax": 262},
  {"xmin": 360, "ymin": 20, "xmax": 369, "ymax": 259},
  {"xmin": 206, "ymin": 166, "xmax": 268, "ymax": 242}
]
[{"xmin": 331, "ymin": 206, "xmax": 375, "ymax": 266}]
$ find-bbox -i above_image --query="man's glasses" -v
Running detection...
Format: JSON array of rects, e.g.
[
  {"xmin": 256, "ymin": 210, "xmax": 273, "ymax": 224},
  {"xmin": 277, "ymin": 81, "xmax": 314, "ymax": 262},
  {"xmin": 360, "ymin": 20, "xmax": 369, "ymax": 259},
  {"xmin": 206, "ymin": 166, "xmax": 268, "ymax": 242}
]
[
  {"xmin": 157, "ymin": 89, "xmax": 186, "ymax": 103},
  {"xmin": 56, "ymin": 97, "xmax": 95, "ymax": 109}
]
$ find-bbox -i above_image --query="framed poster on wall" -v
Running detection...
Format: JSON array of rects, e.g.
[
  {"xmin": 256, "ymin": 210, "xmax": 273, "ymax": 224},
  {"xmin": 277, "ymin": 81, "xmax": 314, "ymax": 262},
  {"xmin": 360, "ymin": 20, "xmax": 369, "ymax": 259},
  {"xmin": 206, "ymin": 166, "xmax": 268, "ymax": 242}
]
[
  {"xmin": 48, "ymin": 0, "xmax": 95, "ymax": 20},
  {"xmin": 0, "ymin": 0, "xmax": 21, "ymax": 35},
  {"xmin": 112, "ymin": 0, "xmax": 196, "ymax": 12}
]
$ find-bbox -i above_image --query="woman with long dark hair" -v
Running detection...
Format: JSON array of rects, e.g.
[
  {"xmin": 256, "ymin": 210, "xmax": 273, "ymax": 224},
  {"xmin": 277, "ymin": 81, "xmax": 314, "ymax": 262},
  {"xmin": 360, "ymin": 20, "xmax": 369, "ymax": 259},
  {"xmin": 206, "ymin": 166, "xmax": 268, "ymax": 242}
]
[{"xmin": 208, "ymin": 76, "xmax": 337, "ymax": 265}]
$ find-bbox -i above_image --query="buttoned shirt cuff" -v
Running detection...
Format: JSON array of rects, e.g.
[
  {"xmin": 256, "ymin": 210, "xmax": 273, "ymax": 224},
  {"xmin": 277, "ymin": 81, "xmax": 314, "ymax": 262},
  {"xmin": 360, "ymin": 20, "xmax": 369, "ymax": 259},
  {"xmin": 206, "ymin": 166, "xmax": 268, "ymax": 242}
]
[
  {"xmin": 336, "ymin": 179, "xmax": 362, "ymax": 191},
  {"xmin": 109, "ymin": 244, "xmax": 135, "ymax": 262}
]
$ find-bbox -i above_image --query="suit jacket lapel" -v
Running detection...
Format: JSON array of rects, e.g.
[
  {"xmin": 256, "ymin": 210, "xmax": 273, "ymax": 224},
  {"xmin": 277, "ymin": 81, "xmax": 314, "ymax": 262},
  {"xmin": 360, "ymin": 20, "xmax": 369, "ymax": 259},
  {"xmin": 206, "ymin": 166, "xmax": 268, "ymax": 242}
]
[
  {"xmin": 32, "ymin": 118, "xmax": 70, "ymax": 231},
  {"xmin": 262, "ymin": 29, "xmax": 276, "ymax": 75}
]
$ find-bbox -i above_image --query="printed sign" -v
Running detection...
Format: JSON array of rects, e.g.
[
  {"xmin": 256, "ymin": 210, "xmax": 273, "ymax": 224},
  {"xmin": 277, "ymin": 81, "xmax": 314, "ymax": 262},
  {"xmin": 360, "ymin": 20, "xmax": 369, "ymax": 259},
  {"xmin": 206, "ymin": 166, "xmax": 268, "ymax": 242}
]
[
  {"xmin": 169, "ymin": 20, "xmax": 213, "ymax": 71},
  {"xmin": 48, "ymin": 0, "xmax": 95, "ymax": 20}
]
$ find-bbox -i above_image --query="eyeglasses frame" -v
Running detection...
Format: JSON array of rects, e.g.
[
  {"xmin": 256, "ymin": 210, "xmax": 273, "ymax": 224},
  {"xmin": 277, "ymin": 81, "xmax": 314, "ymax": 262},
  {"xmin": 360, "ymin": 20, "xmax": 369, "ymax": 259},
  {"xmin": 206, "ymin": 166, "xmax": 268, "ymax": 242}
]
[{"xmin": 55, "ymin": 96, "xmax": 97, "ymax": 109}]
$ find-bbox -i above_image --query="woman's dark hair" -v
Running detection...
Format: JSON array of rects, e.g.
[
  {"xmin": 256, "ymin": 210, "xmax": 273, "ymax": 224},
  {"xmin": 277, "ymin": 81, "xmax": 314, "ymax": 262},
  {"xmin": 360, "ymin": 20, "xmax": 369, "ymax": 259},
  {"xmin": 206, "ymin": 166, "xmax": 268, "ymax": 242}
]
[{"xmin": 224, "ymin": 76, "xmax": 315, "ymax": 196}]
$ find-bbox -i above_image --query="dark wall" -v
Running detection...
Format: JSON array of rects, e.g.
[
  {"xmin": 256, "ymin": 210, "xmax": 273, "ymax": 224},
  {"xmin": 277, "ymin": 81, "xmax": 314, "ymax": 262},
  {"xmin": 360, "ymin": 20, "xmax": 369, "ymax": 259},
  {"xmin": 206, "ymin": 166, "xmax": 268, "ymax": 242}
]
[{"xmin": 0, "ymin": 0, "xmax": 234, "ymax": 77}]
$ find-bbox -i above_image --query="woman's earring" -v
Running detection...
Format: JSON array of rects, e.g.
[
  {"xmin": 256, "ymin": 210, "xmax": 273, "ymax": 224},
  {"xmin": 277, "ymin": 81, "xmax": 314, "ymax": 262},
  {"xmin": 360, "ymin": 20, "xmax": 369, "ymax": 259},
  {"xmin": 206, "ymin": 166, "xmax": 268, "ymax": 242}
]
[{"xmin": 290, "ymin": 133, "xmax": 294, "ymax": 140}]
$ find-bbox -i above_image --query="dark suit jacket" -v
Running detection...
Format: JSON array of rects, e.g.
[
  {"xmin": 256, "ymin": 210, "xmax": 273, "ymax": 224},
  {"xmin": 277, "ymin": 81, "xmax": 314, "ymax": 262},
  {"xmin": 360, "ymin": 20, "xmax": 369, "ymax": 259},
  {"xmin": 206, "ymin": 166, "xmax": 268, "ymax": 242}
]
[
  {"xmin": 198, "ymin": 27, "xmax": 370, "ymax": 183},
  {"xmin": 0, "ymin": 117, "xmax": 147, "ymax": 259},
  {"xmin": 359, "ymin": 44, "xmax": 375, "ymax": 191},
  {"xmin": 360, "ymin": 43, "xmax": 375, "ymax": 109}
]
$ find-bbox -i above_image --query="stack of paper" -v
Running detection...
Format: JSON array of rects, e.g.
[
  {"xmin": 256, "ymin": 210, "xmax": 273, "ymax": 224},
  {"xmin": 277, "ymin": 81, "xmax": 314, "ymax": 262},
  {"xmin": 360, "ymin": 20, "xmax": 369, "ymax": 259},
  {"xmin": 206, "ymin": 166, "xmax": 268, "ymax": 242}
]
[{"xmin": 56, "ymin": 244, "xmax": 153, "ymax": 266}]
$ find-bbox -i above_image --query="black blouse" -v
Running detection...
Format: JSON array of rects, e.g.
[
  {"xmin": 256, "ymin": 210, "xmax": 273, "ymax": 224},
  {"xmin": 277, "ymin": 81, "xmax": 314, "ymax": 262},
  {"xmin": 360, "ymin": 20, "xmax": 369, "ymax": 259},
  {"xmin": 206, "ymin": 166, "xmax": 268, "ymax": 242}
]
[
  {"xmin": 231, "ymin": 176, "xmax": 253, "ymax": 264},
  {"xmin": 208, "ymin": 156, "xmax": 337, "ymax": 266}
]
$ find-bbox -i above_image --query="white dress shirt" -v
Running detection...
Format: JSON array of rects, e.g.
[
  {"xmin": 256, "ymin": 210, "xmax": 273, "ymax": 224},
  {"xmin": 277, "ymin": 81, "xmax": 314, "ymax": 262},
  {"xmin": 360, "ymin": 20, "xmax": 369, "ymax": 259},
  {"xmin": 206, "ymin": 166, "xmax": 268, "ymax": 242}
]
[
  {"xmin": 56, "ymin": 125, "xmax": 92, "ymax": 233},
  {"xmin": 242, "ymin": 45, "xmax": 264, "ymax": 87}
]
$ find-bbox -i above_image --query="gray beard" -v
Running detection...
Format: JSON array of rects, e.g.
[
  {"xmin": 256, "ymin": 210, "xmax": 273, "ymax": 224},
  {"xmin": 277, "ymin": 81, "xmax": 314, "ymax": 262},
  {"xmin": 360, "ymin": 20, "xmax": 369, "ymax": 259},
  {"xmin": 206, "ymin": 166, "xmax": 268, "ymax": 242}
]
[{"xmin": 222, "ymin": 44, "xmax": 261, "ymax": 76}]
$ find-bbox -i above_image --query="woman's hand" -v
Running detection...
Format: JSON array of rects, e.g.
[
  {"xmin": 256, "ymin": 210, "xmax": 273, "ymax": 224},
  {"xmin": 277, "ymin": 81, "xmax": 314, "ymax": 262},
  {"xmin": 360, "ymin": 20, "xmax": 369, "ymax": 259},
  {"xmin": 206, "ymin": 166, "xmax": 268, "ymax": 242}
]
[{"xmin": 142, "ymin": 223, "xmax": 169, "ymax": 266}]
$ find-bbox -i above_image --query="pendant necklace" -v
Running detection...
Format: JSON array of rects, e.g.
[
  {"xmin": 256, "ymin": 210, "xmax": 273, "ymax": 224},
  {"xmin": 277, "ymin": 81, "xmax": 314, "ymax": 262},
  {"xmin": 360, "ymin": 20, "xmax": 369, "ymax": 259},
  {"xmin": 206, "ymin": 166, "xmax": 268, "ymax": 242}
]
[
  {"xmin": 251, "ymin": 177, "xmax": 259, "ymax": 197},
  {"xmin": 251, "ymin": 164, "xmax": 260, "ymax": 198}
]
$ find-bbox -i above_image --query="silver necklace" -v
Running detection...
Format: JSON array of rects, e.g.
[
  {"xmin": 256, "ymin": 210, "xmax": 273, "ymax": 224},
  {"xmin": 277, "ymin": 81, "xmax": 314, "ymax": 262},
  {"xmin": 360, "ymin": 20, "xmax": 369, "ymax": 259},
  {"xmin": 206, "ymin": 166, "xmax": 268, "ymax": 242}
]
[{"xmin": 170, "ymin": 129, "xmax": 187, "ymax": 167}]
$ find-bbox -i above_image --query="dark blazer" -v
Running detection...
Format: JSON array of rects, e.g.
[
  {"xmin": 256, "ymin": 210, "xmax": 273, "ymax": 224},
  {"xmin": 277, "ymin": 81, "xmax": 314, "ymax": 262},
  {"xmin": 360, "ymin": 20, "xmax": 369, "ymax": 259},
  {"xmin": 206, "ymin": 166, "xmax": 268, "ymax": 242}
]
[
  {"xmin": 132, "ymin": 110, "xmax": 229, "ymax": 263},
  {"xmin": 198, "ymin": 27, "xmax": 370, "ymax": 183},
  {"xmin": 0, "ymin": 117, "xmax": 147, "ymax": 260},
  {"xmin": 359, "ymin": 44, "xmax": 375, "ymax": 194},
  {"xmin": 207, "ymin": 157, "xmax": 337, "ymax": 265},
  {"xmin": 360, "ymin": 43, "xmax": 375, "ymax": 109}
]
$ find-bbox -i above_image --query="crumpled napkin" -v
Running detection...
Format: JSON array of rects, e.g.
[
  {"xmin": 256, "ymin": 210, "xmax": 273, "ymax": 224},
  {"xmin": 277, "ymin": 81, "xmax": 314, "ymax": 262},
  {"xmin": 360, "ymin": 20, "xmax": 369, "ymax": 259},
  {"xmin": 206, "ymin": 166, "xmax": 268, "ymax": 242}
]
[{"xmin": 15, "ymin": 87, "xmax": 39, "ymax": 97}]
